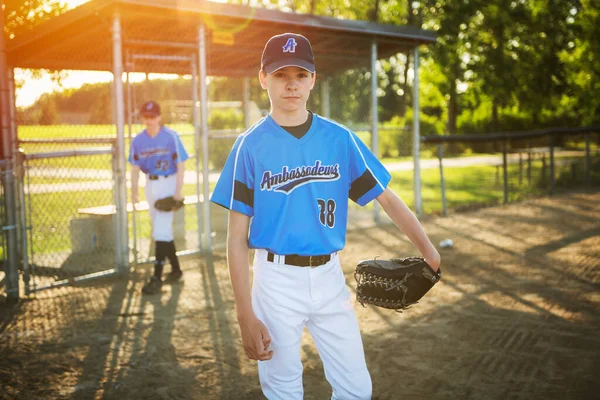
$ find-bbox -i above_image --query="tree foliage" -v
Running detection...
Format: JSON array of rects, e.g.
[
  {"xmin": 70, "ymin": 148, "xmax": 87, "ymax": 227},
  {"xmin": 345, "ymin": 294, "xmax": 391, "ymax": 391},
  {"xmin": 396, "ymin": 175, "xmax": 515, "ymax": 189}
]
[
  {"xmin": 10, "ymin": 0, "xmax": 600, "ymax": 132},
  {"xmin": 4, "ymin": 0, "xmax": 67, "ymax": 38}
]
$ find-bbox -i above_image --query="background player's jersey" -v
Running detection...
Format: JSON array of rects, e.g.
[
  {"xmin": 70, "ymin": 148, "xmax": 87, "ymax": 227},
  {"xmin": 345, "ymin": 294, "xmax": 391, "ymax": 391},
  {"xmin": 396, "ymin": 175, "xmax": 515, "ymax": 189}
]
[
  {"xmin": 128, "ymin": 126, "xmax": 189, "ymax": 175},
  {"xmin": 211, "ymin": 114, "xmax": 391, "ymax": 255}
]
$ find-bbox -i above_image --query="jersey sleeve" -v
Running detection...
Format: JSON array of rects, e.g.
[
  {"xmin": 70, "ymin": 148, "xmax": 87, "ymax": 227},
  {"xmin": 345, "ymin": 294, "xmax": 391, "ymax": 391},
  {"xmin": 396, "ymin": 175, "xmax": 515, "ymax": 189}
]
[
  {"xmin": 347, "ymin": 131, "xmax": 391, "ymax": 206},
  {"xmin": 210, "ymin": 135, "xmax": 254, "ymax": 217},
  {"xmin": 173, "ymin": 134, "xmax": 189, "ymax": 163},
  {"xmin": 128, "ymin": 137, "xmax": 140, "ymax": 166}
]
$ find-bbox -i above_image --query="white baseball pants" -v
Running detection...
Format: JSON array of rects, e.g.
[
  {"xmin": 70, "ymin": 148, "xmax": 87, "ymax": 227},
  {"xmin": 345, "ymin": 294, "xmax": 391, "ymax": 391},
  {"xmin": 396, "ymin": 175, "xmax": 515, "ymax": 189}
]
[
  {"xmin": 252, "ymin": 249, "xmax": 372, "ymax": 400},
  {"xmin": 144, "ymin": 174, "xmax": 176, "ymax": 242}
]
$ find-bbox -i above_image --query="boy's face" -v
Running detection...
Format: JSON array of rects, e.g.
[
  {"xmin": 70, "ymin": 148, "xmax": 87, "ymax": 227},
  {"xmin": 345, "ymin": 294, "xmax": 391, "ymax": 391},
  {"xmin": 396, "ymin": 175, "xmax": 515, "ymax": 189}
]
[
  {"xmin": 259, "ymin": 66, "xmax": 316, "ymax": 114},
  {"xmin": 141, "ymin": 114, "xmax": 161, "ymax": 130}
]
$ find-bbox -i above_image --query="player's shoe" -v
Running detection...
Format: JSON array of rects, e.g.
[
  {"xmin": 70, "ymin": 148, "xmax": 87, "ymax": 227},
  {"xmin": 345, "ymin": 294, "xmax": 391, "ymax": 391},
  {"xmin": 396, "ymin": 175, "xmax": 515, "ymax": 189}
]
[
  {"xmin": 142, "ymin": 276, "xmax": 163, "ymax": 295},
  {"xmin": 164, "ymin": 269, "xmax": 183, "ymax": 283}
]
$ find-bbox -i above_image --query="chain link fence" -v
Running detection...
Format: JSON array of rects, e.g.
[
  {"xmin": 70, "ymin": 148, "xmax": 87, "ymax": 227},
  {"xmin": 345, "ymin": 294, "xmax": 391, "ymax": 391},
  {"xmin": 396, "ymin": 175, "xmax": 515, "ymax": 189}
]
[{"xmin": 17, "ymin": 138, "xmax": 117, "ymax": 293}]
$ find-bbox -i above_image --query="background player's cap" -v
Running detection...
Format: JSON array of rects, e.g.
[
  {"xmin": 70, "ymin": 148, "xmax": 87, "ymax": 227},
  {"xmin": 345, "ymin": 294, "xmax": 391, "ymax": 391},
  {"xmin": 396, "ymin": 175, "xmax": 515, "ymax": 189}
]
[
  {"xmin": 140, "ymin": 101, "xmax": 161, "ymax": 117},
  {"xmin": 261, "ymin": 33, "xmax": 315, "ymax": 74}
]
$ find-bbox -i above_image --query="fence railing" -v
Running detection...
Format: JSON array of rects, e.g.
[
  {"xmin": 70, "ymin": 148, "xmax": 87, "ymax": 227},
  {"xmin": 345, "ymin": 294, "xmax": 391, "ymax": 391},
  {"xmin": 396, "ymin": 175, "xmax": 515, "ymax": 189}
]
[{"xmin": 421, "ymin": 126, "xmax": 600, "ymax": 216}]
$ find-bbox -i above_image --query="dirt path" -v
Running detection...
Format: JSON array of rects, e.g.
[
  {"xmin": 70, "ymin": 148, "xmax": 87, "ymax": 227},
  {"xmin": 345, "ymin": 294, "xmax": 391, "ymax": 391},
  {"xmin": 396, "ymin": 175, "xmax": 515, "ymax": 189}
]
[{"xmin": 1, "ymin": 191, "xmax": 599, "ymax": 400}]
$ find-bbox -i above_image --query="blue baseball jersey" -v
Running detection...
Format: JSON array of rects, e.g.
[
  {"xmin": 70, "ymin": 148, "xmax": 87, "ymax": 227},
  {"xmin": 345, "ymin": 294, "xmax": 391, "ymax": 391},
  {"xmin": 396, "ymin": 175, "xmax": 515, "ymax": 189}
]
[
  {"xmin": 210, "ymin": 114, "xmax": 391, "ymax": 256},
  {"xmin": 128, "ymin": 126, "xmax": 189, "ymax": 175}
]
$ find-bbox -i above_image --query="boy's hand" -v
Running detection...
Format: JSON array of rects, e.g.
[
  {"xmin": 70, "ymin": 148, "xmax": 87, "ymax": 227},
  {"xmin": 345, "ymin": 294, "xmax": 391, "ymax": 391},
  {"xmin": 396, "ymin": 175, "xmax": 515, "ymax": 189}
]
[
  {"xmin": 425, "ymin": 249, "xmax": 441, "ymax": 271},
  {"xmin": 239, "ymin": 315, "xmax": 273, "ymax": 361}
]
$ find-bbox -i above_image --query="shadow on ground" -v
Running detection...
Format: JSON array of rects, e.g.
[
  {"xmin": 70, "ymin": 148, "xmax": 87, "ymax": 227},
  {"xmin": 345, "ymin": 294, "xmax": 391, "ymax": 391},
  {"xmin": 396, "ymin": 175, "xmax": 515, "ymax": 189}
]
[{"xmin": 1, "ymin": 192, "xmax": 599, "ymax": 400}]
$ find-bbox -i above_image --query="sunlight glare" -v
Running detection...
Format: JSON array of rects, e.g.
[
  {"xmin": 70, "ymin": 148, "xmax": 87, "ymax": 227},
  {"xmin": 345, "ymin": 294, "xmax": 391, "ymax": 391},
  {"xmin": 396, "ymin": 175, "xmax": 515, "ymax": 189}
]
[{"xmin": 62, "ymin": 0, "xmax": 90, "ymax": 9}]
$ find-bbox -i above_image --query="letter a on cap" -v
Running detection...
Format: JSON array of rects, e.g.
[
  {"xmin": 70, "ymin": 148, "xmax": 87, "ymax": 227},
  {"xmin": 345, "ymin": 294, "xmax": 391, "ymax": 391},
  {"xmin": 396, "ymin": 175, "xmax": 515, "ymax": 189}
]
[{"xmin": 282, "ymin": 38, "xmax": 297, "ymax": 53}]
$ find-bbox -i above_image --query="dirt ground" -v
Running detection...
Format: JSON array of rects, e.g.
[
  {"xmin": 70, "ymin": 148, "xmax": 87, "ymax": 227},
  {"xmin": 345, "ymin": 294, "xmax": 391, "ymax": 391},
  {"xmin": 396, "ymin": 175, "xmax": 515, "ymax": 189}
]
[{"xmin": 1, "ymin": 191, "xmax": 599, "ymax": 400}]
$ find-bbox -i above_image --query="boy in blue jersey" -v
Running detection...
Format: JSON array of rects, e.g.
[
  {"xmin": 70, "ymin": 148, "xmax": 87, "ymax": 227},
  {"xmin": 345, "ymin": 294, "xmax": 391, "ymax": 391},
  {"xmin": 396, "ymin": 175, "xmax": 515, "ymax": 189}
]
[
  {"xmin": 129, "ymin": 101, "xmax": 189, "ymax": 295},
  {"xmin": 211, "ymin": 33, "xmax": 441, "ymax": 399}
]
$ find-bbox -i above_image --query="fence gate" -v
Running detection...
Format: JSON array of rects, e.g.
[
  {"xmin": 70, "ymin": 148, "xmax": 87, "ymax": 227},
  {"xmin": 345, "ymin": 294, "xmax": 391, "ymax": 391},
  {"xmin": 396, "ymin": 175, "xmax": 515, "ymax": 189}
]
[{"xmin": 19, "ymin": 140, "xmax": 119, "ymax": 294}]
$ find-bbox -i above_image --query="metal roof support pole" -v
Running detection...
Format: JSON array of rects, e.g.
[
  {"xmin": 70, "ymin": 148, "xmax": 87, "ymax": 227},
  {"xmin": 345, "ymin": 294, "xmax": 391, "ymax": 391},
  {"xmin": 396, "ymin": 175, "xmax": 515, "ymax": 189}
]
[
  {"xmin": 8, "ymin": 69, "xmax": 17, "ymax": 158},
  {"xmin": 0, "ymin": 4, "xmax": 19, "ymax": 301},
  {"xmin": 243, "ymin": 77, "xmax": 251, "ymax": 129},
  {"xmin": 125, "ymin": 52, "xmax": 138, "ymax": 266},
  {"xmin": 371, "ymin": 40, "xmax": 381, "ymax": 224},
  {"xmin": 413, "ymin": 47, "xmax": 422, "ymax": 216},
  {"xmin": 9, "ymin": 68, "xmax": 29, "ymax": 294},
  {"xmin": 198, "ymin": 23, "xmax": 212, "ymax": 254},
  {"xmin": 191, "ymin": 59, "xmax": 203, "ymax": 251},
  {"xmin": 321, "ymin": 76, "xmax": 330, "ymax": 119},
  {"xmin": 112, "ymin": 14, "xmax": 129, "ymax": 273}
]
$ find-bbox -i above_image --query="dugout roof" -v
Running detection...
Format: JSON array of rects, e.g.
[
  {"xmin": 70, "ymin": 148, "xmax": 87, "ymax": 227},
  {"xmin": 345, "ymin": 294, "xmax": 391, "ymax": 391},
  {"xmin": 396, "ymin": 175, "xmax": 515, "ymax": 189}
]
[{"xmin": 6, "ymin": 0, "xmax": 437, "ymax": 77}]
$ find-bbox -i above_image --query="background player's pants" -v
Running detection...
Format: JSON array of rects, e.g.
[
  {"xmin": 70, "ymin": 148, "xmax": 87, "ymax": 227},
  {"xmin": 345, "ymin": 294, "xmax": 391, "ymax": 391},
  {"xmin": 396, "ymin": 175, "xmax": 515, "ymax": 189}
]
[
  {"xmin": 252, "ymin": 249, "xmax": 372, "ymax": 400},
  {"xmin": 144, "ymin": 174, "xmax": 177, "ymax": 242}
]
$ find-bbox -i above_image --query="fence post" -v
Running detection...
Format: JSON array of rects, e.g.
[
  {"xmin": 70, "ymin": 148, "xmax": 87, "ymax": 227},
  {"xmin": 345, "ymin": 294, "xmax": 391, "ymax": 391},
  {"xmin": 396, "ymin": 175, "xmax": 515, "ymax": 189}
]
[
  {"xmin": 438, "ymin": 144, "xmax": 447, "ymax": 216},
  {"xmin": 112, "ymin": 14, "xmax": 129, "ymax": 273},
  {"xmin": 198, "ymin": 23, "xmax": 212, "ymax": 253},
  {"xmin": 413, "ymin": 47, "xmax": 422, "ymax": 216},
  {"xmin": 321, "ymin": 76, "xmax": 331, "ymax": 119},
  {"xmin": 585, "ymin": 133, "xmax": 591, "ymax": 186},
  {"xmin": 125, "ymin": 54, "xmax": 139, "ymax": 266},
  {"xmin": 527, "ymin": 151, "xmax": 532, "ymax": 184},
  {"xmin": 371, "ymin": 40, "xmax": 380, "ymax": 224},
  {"xmin": 502, "ymin": 139, "xmax": 508, "ymax": 204},
  {"xmin": 549, "ymin": 135, "xmax": 555, "ymax": 194},
  {"xmin": 518, "ymin": 152, "xmax": 523, "ymax": 185},
  {"xmin": 15, "ymin": 150, "xmax": 30, "ymax": 295},
  {"xmin": 243, "ymin": 77, "xmax": 251, "ymax": 129},
  {"xmin": 191, "ymin": 59, "xmax": 203, "ymax": 252},
  {"xmin": 0, "ymin": 5, "xmax": 20, "ymax": 302}
]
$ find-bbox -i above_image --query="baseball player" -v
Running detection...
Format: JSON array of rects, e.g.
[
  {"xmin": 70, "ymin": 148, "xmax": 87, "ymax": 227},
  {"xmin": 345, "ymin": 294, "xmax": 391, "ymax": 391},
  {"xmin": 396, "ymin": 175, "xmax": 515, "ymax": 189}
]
[
  {"xmin": 211, "ymin": 33, "xmax": 441, "ymax": 399},
  {"xmin": 129, "ymin": 101, "xmax": 189, "ymax": 295}
]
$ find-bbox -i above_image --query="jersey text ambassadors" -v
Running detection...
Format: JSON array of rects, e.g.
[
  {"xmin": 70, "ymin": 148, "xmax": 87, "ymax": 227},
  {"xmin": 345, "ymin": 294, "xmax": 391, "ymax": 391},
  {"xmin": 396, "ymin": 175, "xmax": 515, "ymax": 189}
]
[{"xmin": 260, "ymin": 160, "xmax": 340, "ymax": 193}]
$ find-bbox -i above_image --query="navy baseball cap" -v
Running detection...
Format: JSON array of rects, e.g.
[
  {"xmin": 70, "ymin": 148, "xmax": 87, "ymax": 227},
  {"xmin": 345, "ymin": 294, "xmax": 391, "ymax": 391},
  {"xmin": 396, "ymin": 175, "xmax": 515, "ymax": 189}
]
[
  {"xmin": 140, "ymin": 101, "xmax": 161, "ymax": 117},
  {"xmin": 261, "ymin": 33, "xmax": 315, "ymax": 74}
]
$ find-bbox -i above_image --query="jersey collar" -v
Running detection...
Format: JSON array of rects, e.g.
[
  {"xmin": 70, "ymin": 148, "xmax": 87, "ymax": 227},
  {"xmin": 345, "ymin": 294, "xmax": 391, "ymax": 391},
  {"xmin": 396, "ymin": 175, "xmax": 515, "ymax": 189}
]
[{"xmin": 266, "ymin": 113, "xmax": 319, "ymax": 144}]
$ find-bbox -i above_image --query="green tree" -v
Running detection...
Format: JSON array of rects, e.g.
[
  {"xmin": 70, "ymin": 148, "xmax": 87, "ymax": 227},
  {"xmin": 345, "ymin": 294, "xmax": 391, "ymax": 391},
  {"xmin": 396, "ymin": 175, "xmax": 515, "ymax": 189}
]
[
  {"xmin": 5, "ymin": 1, "xmax": 70, "ymax": 91},
  {"xmin": 4, "ymin": 0, "xmax": 67, "ymax": 37},
  {"xmin": 560, "ymin": 0, "xmax": 600, "ymax": 125},
  {"xmin": 88, "ymin": 91, "xmax": 111, "ymax": 124},
  {"xmin": 422, "ymin": 0, "xmax": 481, "ymax": 134},
  {"xmin": 38, "ymin": 95, "xmax": 59, "ymax": 125},
  {"xmin": 514, "ymin": 0, "xmax": 579, "ymax": 125}
]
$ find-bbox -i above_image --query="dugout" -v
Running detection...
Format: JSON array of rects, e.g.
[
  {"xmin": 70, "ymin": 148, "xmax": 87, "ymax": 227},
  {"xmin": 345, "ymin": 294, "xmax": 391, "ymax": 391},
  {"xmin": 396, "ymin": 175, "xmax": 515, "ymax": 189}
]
[{"xmin": 1, "ymin": 0, "xmax": 435, "ymax": 298}]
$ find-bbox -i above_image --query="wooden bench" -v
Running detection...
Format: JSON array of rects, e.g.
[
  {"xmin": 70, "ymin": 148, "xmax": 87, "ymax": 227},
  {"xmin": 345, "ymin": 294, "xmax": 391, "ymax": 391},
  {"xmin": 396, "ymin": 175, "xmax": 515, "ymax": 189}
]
[{"xmin": 72, "ymin": 195, "xmax": 228, "ymax": 254}]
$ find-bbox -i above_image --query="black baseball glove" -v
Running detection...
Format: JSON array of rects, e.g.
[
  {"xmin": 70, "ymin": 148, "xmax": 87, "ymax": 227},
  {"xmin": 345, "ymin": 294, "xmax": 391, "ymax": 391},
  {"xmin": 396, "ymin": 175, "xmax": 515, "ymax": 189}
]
[
  {"xmin": 154, "ymin": 196, "xmax": 185, "ymax": 212},
  {"xmin": 354, "ymin": 257, "xmax": 442, "ymax": 312}
]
